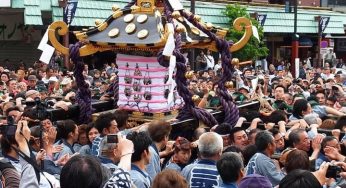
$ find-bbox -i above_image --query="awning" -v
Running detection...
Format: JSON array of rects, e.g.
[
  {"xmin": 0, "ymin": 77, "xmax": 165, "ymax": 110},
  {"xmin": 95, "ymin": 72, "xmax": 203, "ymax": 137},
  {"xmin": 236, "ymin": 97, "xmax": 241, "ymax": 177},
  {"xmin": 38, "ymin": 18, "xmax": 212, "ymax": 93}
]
[{"xmin": 247, "ymin": 6, "xmax": 346, "ymax": 34}]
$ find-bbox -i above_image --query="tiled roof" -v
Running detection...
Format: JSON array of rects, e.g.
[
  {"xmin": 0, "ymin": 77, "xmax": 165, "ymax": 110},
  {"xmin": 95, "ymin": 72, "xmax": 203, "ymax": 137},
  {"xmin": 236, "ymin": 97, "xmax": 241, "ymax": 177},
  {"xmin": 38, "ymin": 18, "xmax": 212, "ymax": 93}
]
[
  {"xmin": 23, "ymin": 0, "xmax": 43, "ymax": 25},
  {"xmin": 13, "ymin": 0, "xmax": 346, "ymax": 34}
]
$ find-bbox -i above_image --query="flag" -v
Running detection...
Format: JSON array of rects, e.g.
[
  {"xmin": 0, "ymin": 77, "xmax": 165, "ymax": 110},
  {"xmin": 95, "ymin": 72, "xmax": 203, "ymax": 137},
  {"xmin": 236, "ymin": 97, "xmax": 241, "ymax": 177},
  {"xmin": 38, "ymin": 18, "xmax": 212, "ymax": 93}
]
[{"xmin": 63, "ymin": 0, "xmax": 79, "ymax": 25}]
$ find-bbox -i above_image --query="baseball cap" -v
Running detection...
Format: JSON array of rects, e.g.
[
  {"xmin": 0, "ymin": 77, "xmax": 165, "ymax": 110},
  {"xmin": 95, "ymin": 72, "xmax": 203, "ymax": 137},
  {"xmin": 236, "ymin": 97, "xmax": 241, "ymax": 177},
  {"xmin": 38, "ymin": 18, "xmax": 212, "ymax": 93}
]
[
  {"xmin": 238, "ymin": 86, "xmax": 250, "ymax": 93},
  {"xmin": 238, "ymin": 174, "xmax": 272, "ymax": 188},
  {"xmin": 60, "ymin": 78, "xmax": 72, "ymax": 85},
  {"xmin": 28, "ymin": 75, "xmax": 37, "ymax": 81},
  {"xmin": 48, "ymin": 76, "xmax": 58, "ymax": 83},
  {"xmin": 25, "ymin": 90, "xmax": 39, "ymax": 98}
]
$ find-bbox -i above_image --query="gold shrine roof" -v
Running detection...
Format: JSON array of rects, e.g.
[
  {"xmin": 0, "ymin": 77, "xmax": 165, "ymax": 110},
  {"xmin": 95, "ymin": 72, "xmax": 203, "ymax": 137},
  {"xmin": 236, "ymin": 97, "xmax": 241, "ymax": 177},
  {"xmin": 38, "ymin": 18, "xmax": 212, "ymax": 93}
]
[{"xmin": 48, "ymin": 0, "xmax": 253, "ymax": 56}]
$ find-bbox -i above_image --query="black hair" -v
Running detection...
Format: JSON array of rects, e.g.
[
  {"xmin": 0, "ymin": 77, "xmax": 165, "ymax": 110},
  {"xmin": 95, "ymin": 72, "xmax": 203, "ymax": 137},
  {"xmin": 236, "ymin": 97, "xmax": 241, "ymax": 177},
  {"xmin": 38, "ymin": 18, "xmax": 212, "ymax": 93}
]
[
  {"xmin": 268, "ymin": 110, "xmax": 287, "ymax": 124},
  {"xmin": 269, "ymin": 128, "xmax": 280, "ymax": 137},
  {"xmin": 5, "ymin": 106, "xmax": 20, "ymax": 116},
  {"xmin": 217, "ymin": 152, "xmax": 244, "ymax": 183},
  {"xmin": 223, "ymin": 145, "xmax": 242, "ymax": 154},
  {"xmin": 321, "ymin": 136, "xmax": 337, "ymax": 155},
  {"xmin": 94, "ymin": 113, "xmax": 116, "ymax": 136},
  {"xmin": 60, "ymin": 155, "xmax": 102, "ymax": 188},
  {"xmin": 242, "ymin": 144, "xmax": 257, "ymax": 166},
  {"xmin": 288, "ymin": 129, "xmax": 306, "ymax": 147},
  {"xmin": 335, "ymin": 116, "xmax": 346, "ymax": 131},
  {"xmin": 292, "ymin": 99, "xmax": 309, "ymax": 119},
  {"xmin": 56, "ymin": 119, "xmax": 77, "ymax": 140},
  {"xmin": 214, "ymin": 123, "xmax": 231, "ymax": 135},
  {"xmin": 279, "ymin": 169, "xmax": 321, "ymax": 188},
  {"xmin": 326, "ymin": 96, "xmax": 337, "ymax": 103},
  {"xmin": 255, "ymin": 131, "xmax": 273, "ymax": 152},
  {"xmin": 274, "ymin": 85, "xmax": 286, "ymax": 92},
  {"xmin": 126, "ymin": 131, "xmax": 152, "ymax": 162},
  {"xmin": 114, "ymin": 110, "xmax": 128, "ymax": 130}
]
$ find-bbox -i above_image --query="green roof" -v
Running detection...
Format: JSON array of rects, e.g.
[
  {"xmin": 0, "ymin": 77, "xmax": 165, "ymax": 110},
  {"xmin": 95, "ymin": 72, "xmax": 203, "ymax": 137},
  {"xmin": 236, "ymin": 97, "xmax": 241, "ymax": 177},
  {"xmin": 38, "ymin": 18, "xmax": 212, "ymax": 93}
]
[
  {"xmin": 246, "ymin": 6, "xmax": 346, "ymax": 34},
  {"xmin": 12, "ymin": 0, "xmax": 346, "ymax": 34},
  {"xmin": 23, "ymin": 0, "xmax": 43, "ymax": 25}
]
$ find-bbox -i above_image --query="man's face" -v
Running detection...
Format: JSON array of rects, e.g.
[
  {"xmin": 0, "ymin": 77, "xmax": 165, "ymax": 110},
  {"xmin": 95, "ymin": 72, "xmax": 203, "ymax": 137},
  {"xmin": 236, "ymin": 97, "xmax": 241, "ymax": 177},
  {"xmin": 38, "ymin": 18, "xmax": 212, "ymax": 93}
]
[
  {"xmin": 326, "ymin": 100, "xmax": 335, "ymax": 107},
  {"xmin": 296, "ymin": 131, "xmax": 310, "ymax": 152},
  {"xmin": 107, "ymin": 120, "xmax": 119, "ymax": 135},
  {"xmin": 283, "ymin": 94, "xmax": 293, "ymax": 105},
  {"xmin": 316, "ymin": 93, "xmax": 326, "ymax": 105},
  {"xmin": 326, "ymin": 139, "xmax": 340, "ymax": 152},
  {"xmin": 8, "ymin": 80, "xmax": 17, "ymax": 91},
  {"xmin": 277, "ymin": 70, "xmax": 283, "ymax": 77},
  {"xmin": 274, "ymin": 133, "xmax": 285, "ymax": 150},
  {"xmin": 232, "ymin": 130, "xmax": 248, "ymax": 150},
  {"xmin": 17, "ymin": 70, "xmax": 25, "ymax": 79},
  {"xmin": 244, "ymin": 70, "xmax": 252, "ymax": 77},
  {"xmin": 28, "ymin": 80, "xmax": 37, "ymax": 88},
  {"xmin": 274, "ymin": 87, "xmax": 285, "ymax": 100}
]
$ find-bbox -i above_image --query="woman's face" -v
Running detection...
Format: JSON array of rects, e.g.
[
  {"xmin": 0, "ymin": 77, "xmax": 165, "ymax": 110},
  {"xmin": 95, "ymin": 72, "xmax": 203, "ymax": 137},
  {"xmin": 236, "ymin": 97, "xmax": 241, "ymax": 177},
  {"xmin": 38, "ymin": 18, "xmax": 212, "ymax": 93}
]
[
  {"xmin": 0, "ymin": 74, "xmax": 9, "ymax": 82},
  {"xmin": 175, "ymin": 149, "xmax": 191, "ymax": 164},
  {"xmin": 88, "ymin": 127, "xmax": 99, "ymax": 143}
]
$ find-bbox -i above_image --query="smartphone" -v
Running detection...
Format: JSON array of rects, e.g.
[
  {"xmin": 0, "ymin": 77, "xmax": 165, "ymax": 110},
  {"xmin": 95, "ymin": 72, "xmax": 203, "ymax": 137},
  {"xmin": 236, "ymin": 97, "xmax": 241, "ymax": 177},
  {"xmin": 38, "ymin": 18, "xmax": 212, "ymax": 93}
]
[{"xmin": 107, "ymin": 134, "xmax": 118, "ymax": 143}]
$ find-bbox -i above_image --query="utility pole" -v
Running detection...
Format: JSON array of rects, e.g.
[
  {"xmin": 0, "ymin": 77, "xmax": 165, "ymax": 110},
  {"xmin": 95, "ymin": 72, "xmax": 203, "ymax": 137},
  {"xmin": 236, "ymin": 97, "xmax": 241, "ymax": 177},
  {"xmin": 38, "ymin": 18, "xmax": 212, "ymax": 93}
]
[
  {"xmin": 190, "ymin": 0, "xmax": 196, "ymax": 70},
  {"xmin": 316, "ymin": 16, "xmax": 322, "ymax": 68},
  {"xmin": 59, "ymin": 0, "xmax": 70, "ymax": 69},
  {"xmin": 291, "ymin": 0, "xmax": 299, "ymax": 78}
]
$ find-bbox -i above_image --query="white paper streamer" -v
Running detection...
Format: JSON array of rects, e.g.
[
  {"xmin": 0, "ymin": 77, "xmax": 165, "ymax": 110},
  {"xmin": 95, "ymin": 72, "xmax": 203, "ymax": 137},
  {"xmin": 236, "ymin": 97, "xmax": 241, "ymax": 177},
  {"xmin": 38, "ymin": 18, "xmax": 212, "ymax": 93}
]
[
  {"xmin": 252, "ymin": 25, "xmax": 260, "ymax": 42},
  {"xmin": 167, "ymin": 55, "xmax": 176, "ymax": 106},
  {"xmin": 168, "ymin": 0, "xmax": 183, "ymax": 10}
]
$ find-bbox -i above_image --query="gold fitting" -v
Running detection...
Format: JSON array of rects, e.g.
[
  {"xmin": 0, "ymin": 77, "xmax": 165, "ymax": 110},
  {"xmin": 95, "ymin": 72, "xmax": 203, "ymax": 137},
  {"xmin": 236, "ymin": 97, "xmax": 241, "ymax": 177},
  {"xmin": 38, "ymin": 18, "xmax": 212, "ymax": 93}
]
[
  {"xmin": 225, "ymin": 81, "xmax": 234, "ymax": 89},
  {"xmin": 112, "ymin": 5, "xmax": 120, "ymax": 11},
  {"xmin": 193, "ymin": 15, "xmax": 201, "ymax": 22},
  {"xmin": 98, "ymin": 22, "xmax": 108, "ymax": 31},
  {"xmin": 192, "ymin": 95, "xmax": 201, "ymax": 102},
  {"xmin": 206, "ymin": 22, "xmax": 213, "ymax": 30},
  {"xmin": 176, "ymin": 25, "xmax": 186, "ymax": 33},
  {"xmin": 231, "ymin": 58, "xmax": 240, "ymax": 66},
  {"xmin": 185, "ymin": 71, "xmax": 194, "ymax": 79},
  {"xmin": 76, "ymin": 32, "xmax": 87, "ymax": 40},
  {"xmin": 95, "ymin": 19, "xmax": 102, "ymax": 26},
  {"xmin": 172, "ymin": 11, "xmax": 181, "ymax": 19}
]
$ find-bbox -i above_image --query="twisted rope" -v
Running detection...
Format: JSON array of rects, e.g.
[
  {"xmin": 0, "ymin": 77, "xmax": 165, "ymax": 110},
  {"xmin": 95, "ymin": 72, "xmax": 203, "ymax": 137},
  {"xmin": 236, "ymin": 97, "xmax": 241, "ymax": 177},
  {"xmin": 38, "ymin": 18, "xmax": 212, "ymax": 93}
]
[
  {"xmin": 124, "ymin": 0, "xmax": 136, "ymax": 9},
  {"xmin": 157, "ymin": 1, "xmax": 218, "ymax": 127},
  {"xmin": 181, "ymin": 11, "xmax": 239, "ymax": 127},
  {"xmin": 69, "ymin": 42, "xmax": 92, "ymax": 124}
]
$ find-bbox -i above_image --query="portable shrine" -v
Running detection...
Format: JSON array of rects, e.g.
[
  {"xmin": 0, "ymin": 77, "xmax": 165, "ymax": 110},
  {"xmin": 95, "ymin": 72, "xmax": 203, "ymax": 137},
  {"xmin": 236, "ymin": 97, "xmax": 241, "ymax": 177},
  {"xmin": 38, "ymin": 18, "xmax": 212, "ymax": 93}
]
[{"xmin": 48, "ymin": 0, "xmax": 253, "ymax": 127}]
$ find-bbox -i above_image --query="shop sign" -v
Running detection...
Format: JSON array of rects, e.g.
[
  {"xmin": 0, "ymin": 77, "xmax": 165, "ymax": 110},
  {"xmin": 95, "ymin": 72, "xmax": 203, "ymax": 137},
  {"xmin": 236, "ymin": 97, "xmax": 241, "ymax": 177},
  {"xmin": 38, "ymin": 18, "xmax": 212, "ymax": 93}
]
[{"xmin": 0, "ymin": 14, "xmax": 42, "ymax": 41}]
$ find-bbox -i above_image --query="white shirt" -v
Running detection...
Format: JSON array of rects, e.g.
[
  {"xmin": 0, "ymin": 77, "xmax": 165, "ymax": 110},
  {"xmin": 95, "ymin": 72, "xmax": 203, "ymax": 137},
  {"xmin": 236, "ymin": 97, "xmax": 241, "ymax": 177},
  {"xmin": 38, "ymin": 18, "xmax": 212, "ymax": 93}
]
[{"xmin": 205, "ymin": 55, "xmax": 215, "ymax": 69}]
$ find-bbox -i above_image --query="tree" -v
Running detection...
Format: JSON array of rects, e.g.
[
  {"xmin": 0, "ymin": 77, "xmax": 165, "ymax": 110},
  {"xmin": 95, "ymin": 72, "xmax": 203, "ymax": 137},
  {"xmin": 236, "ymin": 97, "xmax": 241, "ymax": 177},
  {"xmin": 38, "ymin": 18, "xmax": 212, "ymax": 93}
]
[{"xmin": 223, "ymin": 4, "xmax": 269, "ymax": 62}]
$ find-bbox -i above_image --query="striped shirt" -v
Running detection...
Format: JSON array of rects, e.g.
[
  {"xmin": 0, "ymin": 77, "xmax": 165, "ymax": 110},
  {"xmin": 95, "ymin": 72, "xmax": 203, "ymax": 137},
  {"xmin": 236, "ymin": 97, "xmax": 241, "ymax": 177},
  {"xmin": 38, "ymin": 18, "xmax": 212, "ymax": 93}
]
[{"xmin": 181, "ymin": 159, "xmax": 220, "ymax": 188}]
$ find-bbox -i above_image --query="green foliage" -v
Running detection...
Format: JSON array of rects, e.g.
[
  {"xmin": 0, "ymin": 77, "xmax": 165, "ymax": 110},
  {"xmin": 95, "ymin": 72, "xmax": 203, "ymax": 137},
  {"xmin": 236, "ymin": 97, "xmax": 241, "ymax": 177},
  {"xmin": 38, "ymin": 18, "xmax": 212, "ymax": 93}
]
[{"xmin": 223, "ymin": 4, "xmax": 269, "ymax": 62}]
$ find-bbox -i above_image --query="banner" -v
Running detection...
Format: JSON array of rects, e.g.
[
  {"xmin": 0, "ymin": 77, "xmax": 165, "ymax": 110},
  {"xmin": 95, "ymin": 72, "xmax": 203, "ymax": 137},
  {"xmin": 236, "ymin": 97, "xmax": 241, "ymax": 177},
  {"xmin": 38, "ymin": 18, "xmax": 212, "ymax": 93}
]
[{"xmin": 63, "ymin": 0, "xmax": 79, "ymax": 25}]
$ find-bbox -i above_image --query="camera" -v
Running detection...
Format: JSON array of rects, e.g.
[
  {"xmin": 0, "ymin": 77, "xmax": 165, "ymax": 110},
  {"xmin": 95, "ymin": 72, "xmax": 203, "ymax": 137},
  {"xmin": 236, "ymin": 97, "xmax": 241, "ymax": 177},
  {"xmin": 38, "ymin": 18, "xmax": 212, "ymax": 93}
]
[
  {"xmin": 0, "ymin": 116, "xmax": 17, "ymax": 137},
  {"xmin": 107, "ymin": 134, "xmax": 118, "ymax": 143},
  {"xmin": 326, "ymin": 165, "xmax": 342, "ymax": 179}
]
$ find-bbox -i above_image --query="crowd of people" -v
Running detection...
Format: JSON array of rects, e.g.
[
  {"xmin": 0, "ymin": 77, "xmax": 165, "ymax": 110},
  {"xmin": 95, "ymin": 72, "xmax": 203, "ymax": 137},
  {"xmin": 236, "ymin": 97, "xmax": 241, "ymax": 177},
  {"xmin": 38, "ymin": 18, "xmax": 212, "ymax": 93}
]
[{"xmin": 2, "ymin": 52, "xmax": 346, "ymax": 188}]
